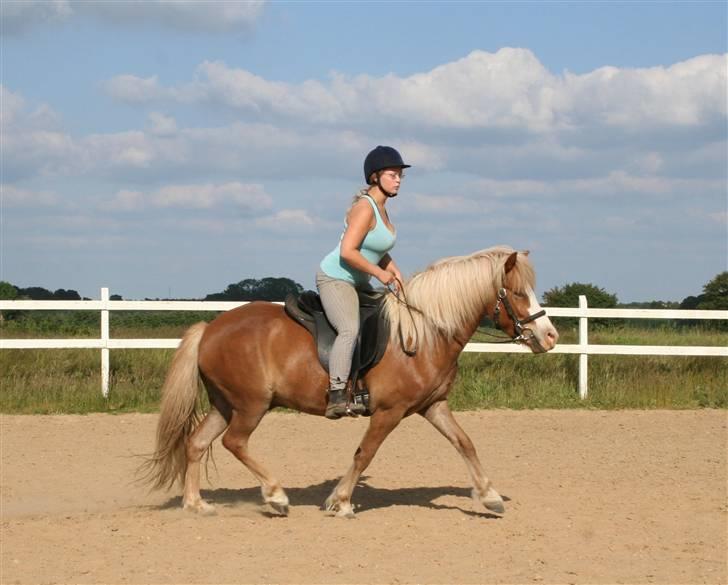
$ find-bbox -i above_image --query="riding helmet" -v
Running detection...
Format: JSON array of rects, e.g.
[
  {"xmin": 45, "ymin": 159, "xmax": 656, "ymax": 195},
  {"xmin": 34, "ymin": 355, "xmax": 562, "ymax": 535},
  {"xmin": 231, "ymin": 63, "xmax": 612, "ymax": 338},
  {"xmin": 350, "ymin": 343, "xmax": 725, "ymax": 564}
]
[{"xmin": 363, "ymin": 146, "xmax": 411, "ymax": 184}]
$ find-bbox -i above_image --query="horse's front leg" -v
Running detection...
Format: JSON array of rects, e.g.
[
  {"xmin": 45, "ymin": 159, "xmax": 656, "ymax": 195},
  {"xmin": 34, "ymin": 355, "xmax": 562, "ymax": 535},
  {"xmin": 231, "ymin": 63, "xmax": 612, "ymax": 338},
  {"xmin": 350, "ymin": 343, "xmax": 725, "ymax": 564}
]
[
  {"xmin": 421, "ymin": 400, "xmax": 505, "ymax": 514},
  {"xmin": 325, "ymin": 407, "xmax": 405, "ymax": 518}
]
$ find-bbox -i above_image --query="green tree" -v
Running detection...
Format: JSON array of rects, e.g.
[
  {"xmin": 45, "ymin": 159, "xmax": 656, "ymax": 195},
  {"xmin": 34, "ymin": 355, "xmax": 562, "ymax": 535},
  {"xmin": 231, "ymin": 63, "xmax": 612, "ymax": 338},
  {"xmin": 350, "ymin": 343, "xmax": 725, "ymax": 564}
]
[
  {"xmin": 17, "ymin": 286, "xmax": 54, "ymax": 300},
  {"xmin": 698, "ymin": 271, "xmax": 728, "ymax": 310},
  {"xmin": 53, "ymin": 289, "xmax": 81, "ymax": 300},
  {"xmin": 542, "ymin": 282, "xmax": 619, "ymax": 329},
  {"xmin": 0, "ymin": 281, "xmax": 19, "ymax": 322},
  {"xmin": 205, "ymin": 277, "xmax": 304, "ymax": 302},
  {"xmin": 0, "ymin": 281, "xmax": 18, "ymax": 300},
  {"xmin": 680, "ymin": 295, "xmax": 704, "ymax": 310}
]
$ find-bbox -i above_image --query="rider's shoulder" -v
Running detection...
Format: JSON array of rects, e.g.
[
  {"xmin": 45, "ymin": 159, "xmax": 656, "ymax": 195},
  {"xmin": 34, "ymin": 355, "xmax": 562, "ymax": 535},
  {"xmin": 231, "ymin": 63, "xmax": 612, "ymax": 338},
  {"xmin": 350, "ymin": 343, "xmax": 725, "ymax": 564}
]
[{"xmin": 350, "ymin": 196, "xmax": 375, "ymax": 216}]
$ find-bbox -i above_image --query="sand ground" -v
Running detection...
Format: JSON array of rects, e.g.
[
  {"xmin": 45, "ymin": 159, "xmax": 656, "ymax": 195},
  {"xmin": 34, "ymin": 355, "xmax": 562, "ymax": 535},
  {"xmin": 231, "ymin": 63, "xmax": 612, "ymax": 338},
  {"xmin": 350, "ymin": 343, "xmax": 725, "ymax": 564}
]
[{"xmin": 1, "ymin": 410, "xmax": 726, "ymax": 584}]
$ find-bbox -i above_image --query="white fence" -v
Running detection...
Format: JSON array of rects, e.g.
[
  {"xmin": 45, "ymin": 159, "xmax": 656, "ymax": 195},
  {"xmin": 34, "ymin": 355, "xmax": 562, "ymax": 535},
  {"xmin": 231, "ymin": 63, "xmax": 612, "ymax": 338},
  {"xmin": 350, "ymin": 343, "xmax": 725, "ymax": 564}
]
[{"xmin": 1, "ymin": 288, "xmax": 726, "ymax": 399}]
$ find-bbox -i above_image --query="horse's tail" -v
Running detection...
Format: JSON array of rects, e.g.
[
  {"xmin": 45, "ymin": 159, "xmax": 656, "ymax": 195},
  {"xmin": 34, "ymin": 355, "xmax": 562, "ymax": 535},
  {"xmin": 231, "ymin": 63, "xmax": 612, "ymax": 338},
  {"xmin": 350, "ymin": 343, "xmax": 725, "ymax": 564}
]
[{"xmin": 138, "ymin": 321, "xmax": 208, "ymax": 491}]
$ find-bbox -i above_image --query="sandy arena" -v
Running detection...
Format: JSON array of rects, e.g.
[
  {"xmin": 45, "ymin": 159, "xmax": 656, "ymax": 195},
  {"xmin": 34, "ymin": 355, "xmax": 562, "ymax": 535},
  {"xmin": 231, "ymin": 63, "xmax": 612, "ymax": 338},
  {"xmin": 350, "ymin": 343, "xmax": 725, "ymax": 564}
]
[{"xmin": 1, "ymin": 410, "xmax": 726, "ymax": 584}]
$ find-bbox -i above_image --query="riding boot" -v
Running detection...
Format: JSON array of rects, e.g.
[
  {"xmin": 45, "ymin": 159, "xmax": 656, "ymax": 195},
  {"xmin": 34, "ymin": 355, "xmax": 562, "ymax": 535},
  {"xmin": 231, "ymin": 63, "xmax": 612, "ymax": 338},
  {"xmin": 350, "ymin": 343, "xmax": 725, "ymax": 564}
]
[{"xmin": 325, "ymin": 382, "xmax": 349, "ymax": 420}]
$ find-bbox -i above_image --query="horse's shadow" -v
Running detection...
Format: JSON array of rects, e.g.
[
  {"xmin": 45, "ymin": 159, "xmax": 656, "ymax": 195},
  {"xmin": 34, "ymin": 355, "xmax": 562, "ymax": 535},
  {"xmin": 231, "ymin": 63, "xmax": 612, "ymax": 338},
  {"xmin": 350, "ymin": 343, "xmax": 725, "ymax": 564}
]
[{"xmin": 156, "ymin": 477, "xmax": 507, "ymax": 519}]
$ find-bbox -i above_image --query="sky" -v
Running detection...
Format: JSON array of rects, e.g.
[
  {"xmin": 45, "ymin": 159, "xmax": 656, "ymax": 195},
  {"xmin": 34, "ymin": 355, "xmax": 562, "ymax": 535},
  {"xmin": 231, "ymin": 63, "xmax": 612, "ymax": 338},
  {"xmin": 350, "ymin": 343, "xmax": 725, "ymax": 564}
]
[{"xmin": 1, "ymin": 0, "xmax": 726, "ymax": 303}]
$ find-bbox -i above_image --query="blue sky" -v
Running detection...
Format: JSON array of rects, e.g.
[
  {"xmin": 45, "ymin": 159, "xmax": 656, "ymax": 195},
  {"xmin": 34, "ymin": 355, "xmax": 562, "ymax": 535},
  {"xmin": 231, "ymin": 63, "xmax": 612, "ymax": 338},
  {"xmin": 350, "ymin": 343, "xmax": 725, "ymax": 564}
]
[{"xmin": 1, "ymin": 0, "xmax": 726, "ymax": 302}]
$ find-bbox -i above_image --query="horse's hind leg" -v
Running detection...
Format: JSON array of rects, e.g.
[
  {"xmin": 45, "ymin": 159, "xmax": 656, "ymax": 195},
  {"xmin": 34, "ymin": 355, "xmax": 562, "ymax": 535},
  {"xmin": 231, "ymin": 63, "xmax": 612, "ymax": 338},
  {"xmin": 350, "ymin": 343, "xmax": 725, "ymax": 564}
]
[
  {"xmin": 421, "ymin": 400, "xmax": 505, "ymax": 514},
  {"xmin": 183, "ymin": 407, "xmax": 229, "ymax": 514},
  {"xmin": 222, "ymin": 409, "xmax": 290, "ymax": 516}
]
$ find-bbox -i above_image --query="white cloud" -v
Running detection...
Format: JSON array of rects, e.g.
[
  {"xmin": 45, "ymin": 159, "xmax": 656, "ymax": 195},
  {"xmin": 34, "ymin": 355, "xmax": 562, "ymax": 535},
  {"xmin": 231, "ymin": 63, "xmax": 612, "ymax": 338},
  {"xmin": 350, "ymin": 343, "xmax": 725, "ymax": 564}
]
[
  {"xmin": 106, "ymin": 182, "xmax": 272, "ymax": 211},
  {"xmin": 0, "ymin": 86, "xmax": 26, "ymax": 126},
  {"xmin": 84, "ymin": 1, "xmax": 265, "ymax": 33},
  {"xmin": 471, "ymin": 178, "xmax": 553, "ymax": 198},
  {"xmin": 604, "ymin": 216, "xmax": 639, "ymax": 230},
  {"xmin": 410, "ymin": 193, "xmax": 481, "ymax": 215},
  {"xmin": 631, "ymin": 153, "xmax": 664, "ymax": 175},
  {"xmin": 154, "ymin": 182, "xmax": 270, "ymax": 209},
  {"xmin": 0, "ymin": 1, "xmax": 72, "ymax": 35},
  {"xmin": 81, "ymin": 130, "xmax": 183, "ymax": 172},
  {"xmin": 707, "ymin": 211, "xmax": 728, "ymax": 225},
  {"xmin": 4, "ymin": 129, "xmax": 79, "ymax": 178},
  {"xmin": 255, "ymin": 209, "xmax": 320, "ymax": 232},
  {"xmin": 468, "ymin": 172, "xmax": 724, "ymax": 199},
  {"xmin": 19, "ymin": 233, "xmax": 127, "ymax": 249},
  {"xmin": 147, "ymin": 112, "xmax": 177, "ymax": 137},
  {"xmin": 1, "ymin": 185, "xmax": 58, "ymax": 207},
  {"xmin": 106, "ymin": 189, "xmax": 145, "ymax": 212},
  {"xmin": 103, "ymin": 75, "xmax": 166, "ymax": 104},
  {"xmin": 564, "ymin": 56, "xmax": 727, "ymax": 127},
  {"xmin": 1, "ymin": 1, "xmax": 265, "ymax": 35},
  {"xmin": 105, "ymin": 50, "xmax": 727, "ymax": 134}
]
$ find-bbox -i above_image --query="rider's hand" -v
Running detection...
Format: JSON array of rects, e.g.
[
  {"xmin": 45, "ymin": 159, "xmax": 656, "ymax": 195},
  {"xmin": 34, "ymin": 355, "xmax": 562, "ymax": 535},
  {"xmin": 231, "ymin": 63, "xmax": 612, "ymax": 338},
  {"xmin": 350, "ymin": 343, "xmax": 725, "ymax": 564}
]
[{"xmin": 379, "ymin": 270, "xmax": 399, "ymax": 293}]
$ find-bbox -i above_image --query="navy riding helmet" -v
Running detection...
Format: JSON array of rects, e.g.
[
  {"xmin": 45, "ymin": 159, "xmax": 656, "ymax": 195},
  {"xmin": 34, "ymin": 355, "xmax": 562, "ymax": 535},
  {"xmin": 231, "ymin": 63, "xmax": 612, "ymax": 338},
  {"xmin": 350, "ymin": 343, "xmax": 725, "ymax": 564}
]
[{"xmin": 363, "ymin": 146, "xmax": 411, "ymax": 185}]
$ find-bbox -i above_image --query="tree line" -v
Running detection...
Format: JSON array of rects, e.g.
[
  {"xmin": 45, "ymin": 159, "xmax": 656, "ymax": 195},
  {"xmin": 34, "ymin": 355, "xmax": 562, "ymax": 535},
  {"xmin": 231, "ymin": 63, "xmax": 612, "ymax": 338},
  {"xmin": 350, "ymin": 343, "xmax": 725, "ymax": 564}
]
[{"xmin": 0, "ymin": 277, "xmax": 303, "ymax": 304}]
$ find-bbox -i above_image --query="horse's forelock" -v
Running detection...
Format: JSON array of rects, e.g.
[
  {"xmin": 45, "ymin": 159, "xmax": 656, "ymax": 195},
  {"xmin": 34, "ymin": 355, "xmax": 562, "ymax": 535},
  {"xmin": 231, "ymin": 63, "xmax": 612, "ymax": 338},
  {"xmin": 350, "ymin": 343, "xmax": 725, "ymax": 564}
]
[{"xmin": 498, "ymin": 250, "xmax": 536, "ymax": 294}]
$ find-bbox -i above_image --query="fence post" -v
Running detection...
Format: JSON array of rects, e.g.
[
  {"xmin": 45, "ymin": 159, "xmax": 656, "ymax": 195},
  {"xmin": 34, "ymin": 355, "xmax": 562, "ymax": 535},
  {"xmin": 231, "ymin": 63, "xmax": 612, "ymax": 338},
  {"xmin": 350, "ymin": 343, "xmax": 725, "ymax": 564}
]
[
  {"xmin": 579, "ymin": 294, "xmax": 588, "ymax": 399},
  {"xmin": 101, "ymin": 287, "xmax": 110, "ymax": 398}
]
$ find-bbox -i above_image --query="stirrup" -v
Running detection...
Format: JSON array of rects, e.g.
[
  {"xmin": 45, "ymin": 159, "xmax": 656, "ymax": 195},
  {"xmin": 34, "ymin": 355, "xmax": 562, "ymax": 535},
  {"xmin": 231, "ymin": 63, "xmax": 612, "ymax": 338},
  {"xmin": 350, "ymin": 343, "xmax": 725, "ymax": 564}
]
[{"xmin": 325, "ymin": 386, "xmax": 367, "ymax": 419}]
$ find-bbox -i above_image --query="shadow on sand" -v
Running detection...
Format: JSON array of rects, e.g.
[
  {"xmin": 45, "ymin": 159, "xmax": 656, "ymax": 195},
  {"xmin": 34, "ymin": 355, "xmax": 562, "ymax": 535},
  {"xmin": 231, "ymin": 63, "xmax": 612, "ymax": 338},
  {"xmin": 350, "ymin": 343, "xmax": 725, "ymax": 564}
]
[{"xmin": 155, "ymin": 477, "xmax": 507, "ymax": 519}]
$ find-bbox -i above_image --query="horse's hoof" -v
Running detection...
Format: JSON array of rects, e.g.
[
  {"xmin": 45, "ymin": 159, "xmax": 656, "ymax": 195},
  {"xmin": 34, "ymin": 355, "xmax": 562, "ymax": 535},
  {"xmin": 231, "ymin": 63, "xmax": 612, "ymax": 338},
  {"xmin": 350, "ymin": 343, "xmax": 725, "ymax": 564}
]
[
  {"xmin": 336, "ymin": 506, "xmax": 356, "ymax": 519},
  {"xmin": 323, "ymin": 494, "xmax": 355, "ymax": 518},
  {"xmin": 268, "ymin": 501, "xmax": 289, "ymax": 516},
  {"xmin": 483, "ymin": 498, "xmax": 505, "ymax": 514},
  {"xmin": 262, "ymin": 486, "xmax": 289, "ymax": 516},
  {"xmin": 479, "ymin": 487, "xmax": 505, "ymax": 514},
  {"xmin": 183, "ymin": 501, "xmax": 217, "ymax": 516}
]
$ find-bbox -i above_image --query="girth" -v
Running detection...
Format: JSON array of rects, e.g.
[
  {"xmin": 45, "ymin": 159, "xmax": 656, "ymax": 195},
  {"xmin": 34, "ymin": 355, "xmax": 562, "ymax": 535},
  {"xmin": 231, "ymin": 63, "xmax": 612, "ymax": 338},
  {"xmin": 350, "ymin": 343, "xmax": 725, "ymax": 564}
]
[{"xmin": 284, "ymin": 290, "xmax": 390, "ymax": 413}]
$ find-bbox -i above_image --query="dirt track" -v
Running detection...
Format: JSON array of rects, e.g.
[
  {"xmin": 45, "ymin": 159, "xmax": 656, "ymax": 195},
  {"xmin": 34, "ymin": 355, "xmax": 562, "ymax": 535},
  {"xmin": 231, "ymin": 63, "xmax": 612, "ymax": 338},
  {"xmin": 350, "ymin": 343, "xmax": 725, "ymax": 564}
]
[{"xmin": 1, "ymin": 410, "xmax": 726, "ymax": 584}]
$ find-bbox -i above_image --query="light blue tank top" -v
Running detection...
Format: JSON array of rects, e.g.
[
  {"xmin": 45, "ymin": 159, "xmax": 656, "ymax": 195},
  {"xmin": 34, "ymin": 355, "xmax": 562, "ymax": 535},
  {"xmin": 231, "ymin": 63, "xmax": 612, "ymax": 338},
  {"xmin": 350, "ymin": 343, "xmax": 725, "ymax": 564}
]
[{"xmin": 320, "ymin": 195, "xmax": 396, "ymax": 286}]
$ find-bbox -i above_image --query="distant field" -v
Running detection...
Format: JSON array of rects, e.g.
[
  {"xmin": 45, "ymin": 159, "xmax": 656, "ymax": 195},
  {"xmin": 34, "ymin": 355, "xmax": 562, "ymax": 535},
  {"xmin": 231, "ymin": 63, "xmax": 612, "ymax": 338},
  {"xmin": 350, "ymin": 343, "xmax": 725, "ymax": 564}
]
[{"xmin": 1, "ymin": 317, "xmax": 726, "ymax": 413}]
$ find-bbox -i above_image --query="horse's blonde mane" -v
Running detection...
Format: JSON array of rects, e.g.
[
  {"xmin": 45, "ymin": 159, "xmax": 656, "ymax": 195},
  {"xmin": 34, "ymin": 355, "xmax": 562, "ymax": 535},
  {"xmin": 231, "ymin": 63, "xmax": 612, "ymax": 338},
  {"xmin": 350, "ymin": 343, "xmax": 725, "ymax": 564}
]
[{"xmin": 383, "ymin": 246, "xmax": 536, "ymax": 350}]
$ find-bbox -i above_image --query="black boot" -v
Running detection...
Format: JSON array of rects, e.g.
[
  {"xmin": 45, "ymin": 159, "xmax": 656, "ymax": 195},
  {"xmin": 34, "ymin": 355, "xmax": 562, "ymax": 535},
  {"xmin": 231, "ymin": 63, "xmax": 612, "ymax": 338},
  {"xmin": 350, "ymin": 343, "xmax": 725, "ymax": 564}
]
[{"xmin": 325, "ymin": 386, "xmax": 349, "ymax": 420}]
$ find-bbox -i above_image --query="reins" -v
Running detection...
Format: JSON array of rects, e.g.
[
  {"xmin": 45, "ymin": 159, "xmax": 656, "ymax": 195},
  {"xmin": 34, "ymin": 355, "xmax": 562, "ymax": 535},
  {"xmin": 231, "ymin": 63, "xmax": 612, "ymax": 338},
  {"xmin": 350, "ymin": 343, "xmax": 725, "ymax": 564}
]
[{"xmin": 386, "ymin": 277, "xmax": 421, "ymax": 356}]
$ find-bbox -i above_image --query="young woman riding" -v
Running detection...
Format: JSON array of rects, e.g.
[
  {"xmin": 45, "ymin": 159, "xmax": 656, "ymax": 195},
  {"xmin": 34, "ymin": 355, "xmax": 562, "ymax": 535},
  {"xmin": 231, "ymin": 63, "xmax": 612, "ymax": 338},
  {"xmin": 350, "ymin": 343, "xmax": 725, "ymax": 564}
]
[{"xmin": 317, "ymin": 145, "xmax": 411, "ymax": 419}]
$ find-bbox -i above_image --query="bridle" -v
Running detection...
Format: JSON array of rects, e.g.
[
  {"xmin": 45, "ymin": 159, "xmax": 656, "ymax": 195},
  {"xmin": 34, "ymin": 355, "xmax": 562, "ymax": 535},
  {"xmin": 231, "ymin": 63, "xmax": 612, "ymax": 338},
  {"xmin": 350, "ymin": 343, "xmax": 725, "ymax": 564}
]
[{"xmin": 491, "ymin": 287, "xmax": 547, "ymax": 350}]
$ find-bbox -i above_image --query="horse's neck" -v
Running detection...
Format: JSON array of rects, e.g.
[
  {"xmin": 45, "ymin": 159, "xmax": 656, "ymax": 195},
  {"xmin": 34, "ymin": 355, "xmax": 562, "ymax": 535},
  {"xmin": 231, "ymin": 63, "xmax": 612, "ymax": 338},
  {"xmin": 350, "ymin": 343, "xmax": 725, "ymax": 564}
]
[{"xmin": 422, "ymin": 307, "xmax": 486, "ymax": 363}]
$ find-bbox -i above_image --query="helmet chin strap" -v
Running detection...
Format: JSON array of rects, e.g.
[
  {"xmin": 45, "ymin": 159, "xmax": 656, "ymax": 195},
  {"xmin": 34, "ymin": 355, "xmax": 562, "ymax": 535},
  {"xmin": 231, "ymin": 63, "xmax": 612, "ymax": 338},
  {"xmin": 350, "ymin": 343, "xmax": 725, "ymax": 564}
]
[{"xmin": 374, "ymin": 173, "xmax": 398, "ymax": 198}]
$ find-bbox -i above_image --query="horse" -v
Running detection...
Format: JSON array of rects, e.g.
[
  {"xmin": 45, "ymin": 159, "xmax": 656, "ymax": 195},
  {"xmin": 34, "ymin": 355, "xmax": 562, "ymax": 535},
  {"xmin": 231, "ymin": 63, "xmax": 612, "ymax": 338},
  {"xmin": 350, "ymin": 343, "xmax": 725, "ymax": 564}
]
[{"xmin": 140, "ymin": 246, "xmax": 559, "ymax": 518}]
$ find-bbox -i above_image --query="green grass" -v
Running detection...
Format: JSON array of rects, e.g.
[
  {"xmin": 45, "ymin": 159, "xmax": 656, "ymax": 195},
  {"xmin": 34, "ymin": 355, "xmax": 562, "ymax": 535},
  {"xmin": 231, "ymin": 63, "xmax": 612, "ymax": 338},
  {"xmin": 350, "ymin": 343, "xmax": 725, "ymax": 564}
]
[
  {"xmin": 0, "ymin": 348, "xmax": 173, "ymax": 414},
  {"xmin": 1, "ymin": 323, "xmax": 726, "ymax": 413},
  {"xmin": 452, "ymin": 353, "xmax": 726, "ymax": 410}
]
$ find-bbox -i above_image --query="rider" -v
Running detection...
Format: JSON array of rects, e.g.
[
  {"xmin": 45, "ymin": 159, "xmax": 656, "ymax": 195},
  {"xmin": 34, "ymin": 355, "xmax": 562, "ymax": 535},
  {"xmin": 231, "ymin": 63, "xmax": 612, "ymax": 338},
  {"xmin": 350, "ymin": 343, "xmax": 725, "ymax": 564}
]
[{"xmin": 317, "ymin": 146, "xmax": 410, "ymax": 419}]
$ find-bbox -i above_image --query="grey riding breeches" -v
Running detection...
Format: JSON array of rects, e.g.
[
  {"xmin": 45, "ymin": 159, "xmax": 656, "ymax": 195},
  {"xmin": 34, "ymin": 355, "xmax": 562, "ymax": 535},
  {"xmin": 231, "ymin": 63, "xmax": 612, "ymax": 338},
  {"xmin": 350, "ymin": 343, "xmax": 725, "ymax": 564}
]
[{"xmin": 315, "ymin": 270, "xmax": 372, "ymax": 391}]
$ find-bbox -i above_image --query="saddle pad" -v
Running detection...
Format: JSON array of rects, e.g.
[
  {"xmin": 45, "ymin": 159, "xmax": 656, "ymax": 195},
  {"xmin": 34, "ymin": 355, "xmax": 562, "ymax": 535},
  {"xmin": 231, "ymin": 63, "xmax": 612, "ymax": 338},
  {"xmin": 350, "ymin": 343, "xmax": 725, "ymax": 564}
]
[{"xmin": 283, "ymin": 291, "xmax": 389, "ymax": 376}]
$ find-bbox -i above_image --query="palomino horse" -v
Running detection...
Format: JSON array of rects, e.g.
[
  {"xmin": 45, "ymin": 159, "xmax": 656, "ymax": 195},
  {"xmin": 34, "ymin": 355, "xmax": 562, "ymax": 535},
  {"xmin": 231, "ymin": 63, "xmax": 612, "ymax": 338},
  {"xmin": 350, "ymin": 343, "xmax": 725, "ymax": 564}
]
[{"xmin": 141, "ymin": 246, "xmax": 558, "ymax": 517}]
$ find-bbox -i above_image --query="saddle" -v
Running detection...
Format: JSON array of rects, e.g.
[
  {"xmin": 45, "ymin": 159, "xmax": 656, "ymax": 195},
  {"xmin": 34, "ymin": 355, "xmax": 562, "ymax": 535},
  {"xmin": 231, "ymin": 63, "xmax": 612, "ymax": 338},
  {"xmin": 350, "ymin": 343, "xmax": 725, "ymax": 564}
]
[{"xmin": 284, "ymin": 289, "xmax": 390, "ymax": 415}]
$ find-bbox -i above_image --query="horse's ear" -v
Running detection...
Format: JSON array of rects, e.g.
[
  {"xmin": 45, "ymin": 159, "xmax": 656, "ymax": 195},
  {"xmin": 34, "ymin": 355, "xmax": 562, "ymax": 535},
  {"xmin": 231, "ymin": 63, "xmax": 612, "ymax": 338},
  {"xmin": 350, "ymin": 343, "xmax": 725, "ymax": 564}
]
[{"xmin": 504, "ymin": 251, "xmax": 518, "ymax": 274}]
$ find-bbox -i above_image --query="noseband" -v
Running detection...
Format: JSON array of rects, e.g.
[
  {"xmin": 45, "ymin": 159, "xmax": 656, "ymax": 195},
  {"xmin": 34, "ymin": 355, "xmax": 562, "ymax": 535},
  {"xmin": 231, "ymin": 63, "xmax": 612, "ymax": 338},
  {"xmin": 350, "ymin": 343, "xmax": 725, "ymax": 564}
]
[{"xmin": 493, "ymin": 288, "xmax": 547, "ymax": 348}]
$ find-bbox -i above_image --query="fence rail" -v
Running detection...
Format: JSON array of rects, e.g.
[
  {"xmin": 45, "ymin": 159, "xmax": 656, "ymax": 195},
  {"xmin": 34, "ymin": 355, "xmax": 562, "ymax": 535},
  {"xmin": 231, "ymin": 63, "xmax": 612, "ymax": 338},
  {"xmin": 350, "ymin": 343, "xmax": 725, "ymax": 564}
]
[{"xmin": 2, "ymin": 288, "xmax": 726, "ymax": 399}]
